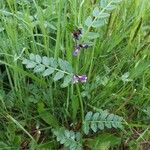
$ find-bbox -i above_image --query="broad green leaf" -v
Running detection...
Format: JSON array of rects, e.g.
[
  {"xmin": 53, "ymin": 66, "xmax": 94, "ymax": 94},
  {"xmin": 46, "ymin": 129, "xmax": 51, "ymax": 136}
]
[
  {"xmin": 61, "ymin": 75, "xmax": 72, "ymax": 88},
  {"xmin": 35, "ymin": 55, "xmax": 42, "ymax": 63},
  {"xmin": 37, "ymin": 102, "xmax": 59, "ymax": 128},
  {"xmin": 58, "ymin": 58, "xmax": 66, "ymax": 70},
  {"xmin": 76, "ymin": 132, "xmax": 82, "ymax": 141},
  {"xmin": 29, "ymin": 53, "xmax": 35, "ymax": 61},
  {"xmin": 93, "ymin": 7, "xmax": 100, "ymax": 17},
  {"xmin": 76, "ymin": 144, "xmax": 82, "ymax": 150},
  {"xmin": 100, "ymin": 0, "xmax": 107, "ymax": 8},
  {"xmin": 99, "ymin": 13, "xmax": 110, "ymax": 18},
  {"xmin": 22, "ymin": 58, "xmax": 28, "ymax": 64},
  {"xmin": 92, "ymin": 19, "xmax": 106, "ymax": 28},
  {"xmin": 64, "ymin": 130, "xmax": 71, "ymax": 138},
  {"xmin": 87, "ymin": 133, "xmax": 121, "ymax": 150},
  {"xmin": 107, "ymin": 114, "xmax": 114, "ymax": 121},
  {"xmin": 69, "ymin": 142, "xmax": 78, "ymax": 150},
  {"xmin": 49, "ymin": 57, "xmax": 58, "ymax": 68},
  {"xmin": 53, "ymin": 128, "xmax": 81, "ymax": 150},
  {"xmin": 91, "ymin": 122, "xmax": 97, "ymax": 132},
  {"xmin": 42, "ymin": 56, "xmax": 50, "ymax": 66},
  {"xmin": 100, "ymin": 110, "xmax": 108, "ymax": 120},
  {"xmin": 82, "ymin": 122, "xmax": 90, "ymax": 135},
  {"xmin": 58, "ymin": 59, "xmax": 73, "ymax": 72},
  {"xmin": 87, "ymin": 32, "xmax": 99, "ymax": 39},
  {"xmin": 42, "ymin": 67, "xmax": 55, "ymax": 76},
  {"xmin": 85, "ymin": 111, "xmax": 93, "ymax": 121},
  {"xmin": 85, "ymin": 16, "xmax": 93, "ymax": 27},
  {"xmin": 121, "ymin": 72, "xmax": 129, "ymax": 81},
  {"xmin": 93, "ymin": 112, "xmax": 100, "ymax": 120},
  {"xmin": 34, "ymin": 64, "xmax": 45, "ymax": 73},
  {"xmin": 105, "ymin": 121, "xmax": 112, "ymax": 128},
  {"xmin": 106, "ymin": 5, "xmax": 116, "ymax": 10},
  {"xmin": 98, "ymin": 122, "xmax": 105, "ymax": 130},
  {"xmin": 53, "ymin": 71, "xmax": 64, "ymax": 81},
  {"xmin": 91, "ymin": 113, "xmax": 100, "ymax": 132},
  {"xmin": 26, "ymin": 61, "xmax": 37, "ymax": 68},
  {"xmin": 70, "ymin": 131, "xmax": 75, "ymax": 140}
]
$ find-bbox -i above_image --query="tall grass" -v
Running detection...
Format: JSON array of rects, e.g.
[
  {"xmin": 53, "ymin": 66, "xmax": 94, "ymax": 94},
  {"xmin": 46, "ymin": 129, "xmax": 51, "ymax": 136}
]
[{"xmin": 0, "ymin": 0, "xmax": 150, "ymax": 149}]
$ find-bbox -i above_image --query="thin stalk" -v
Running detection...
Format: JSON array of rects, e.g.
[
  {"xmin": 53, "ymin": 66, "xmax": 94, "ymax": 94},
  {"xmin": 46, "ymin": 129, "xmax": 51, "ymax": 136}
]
[
  {"xmin": 76, "ymin": 84, "xmax": 84, "ymax": 122},
  {"xmin": 54, "ymin": 0, "xmax": 62, "ymax": 58}
]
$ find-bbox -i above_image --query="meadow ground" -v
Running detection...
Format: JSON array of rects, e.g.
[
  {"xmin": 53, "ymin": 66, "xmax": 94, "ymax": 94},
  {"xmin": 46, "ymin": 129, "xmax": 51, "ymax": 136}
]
[{"xmin": 0, "ymin": 0, "xmax": 150, "ymax": 150}]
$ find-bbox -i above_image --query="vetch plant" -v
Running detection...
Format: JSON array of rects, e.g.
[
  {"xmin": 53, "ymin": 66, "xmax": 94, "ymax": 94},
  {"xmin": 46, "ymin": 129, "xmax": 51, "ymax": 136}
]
[
  {"xmin": 0, "ymin": 0, "xmax": 149, "ymax": 149},
  {"xmin": 22, "ymin": 53, "xmax": 73, "ymax": 87},
  {"xmin": 52, "ymin": 128, "xmax": 82, "ymax": 150},
  {"xmin": 52, "ymin": 111, "xmax": 124, "ymax": 149},
  {"xmin": 22, "ymin": 53, "xmax": 88, "ymax": 87},
  {"xmin": 21, "ymin": 0, "xmax": 124, "ymax": 149},
  {"xmin": 82, "ymin": 111, "xmax": 123, "ymax": 135},
  {"xmin": 83, "ymin": 0, "xmax": 123, "ymax": 41}
]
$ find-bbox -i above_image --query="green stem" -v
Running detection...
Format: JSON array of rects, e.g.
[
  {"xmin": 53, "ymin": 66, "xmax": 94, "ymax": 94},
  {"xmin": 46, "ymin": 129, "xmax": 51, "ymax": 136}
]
[{"xmin": 76, "ymin": 84, "xmax": 84, "ymax": 122}]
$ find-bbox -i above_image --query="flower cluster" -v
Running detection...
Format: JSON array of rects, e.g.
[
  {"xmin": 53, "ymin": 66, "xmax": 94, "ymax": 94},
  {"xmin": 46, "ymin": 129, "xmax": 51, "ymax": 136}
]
[{"xmin": 72, "ymin": 28, "xmax": 89, "ymax": 84}]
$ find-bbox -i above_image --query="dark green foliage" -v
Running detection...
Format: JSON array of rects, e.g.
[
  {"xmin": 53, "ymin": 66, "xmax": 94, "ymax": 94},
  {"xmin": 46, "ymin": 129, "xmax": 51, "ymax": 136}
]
[
  {"xmin": 37, "ymin": 102, "xmax": 60, "ymax": 128},
  {"xmin": 0, "ymin": 0, "xmax": 149, "ymax": 149},
  {"xmin": 84, "ymin": 0, "xmax": 122, "ymax": 40},
  {"xmin": 82, "ymin": 111, "xmax": 123, "ymax": 135},
  {"xmin": 22, "ymin": 53, "xmax": 73, "ymax": 87},
  {"xmin": 87, "ymin": 133, "xmax": 121, "ymax": 150},
  {"xmin": 53, "ymin": 128, "xmax": 82, "ymax": 150}
]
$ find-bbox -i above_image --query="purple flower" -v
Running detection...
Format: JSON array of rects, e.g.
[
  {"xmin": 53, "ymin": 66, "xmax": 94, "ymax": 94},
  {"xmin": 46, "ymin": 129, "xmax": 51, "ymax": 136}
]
[
  {"xmin": 73, "ymin": 75, "xmax": 79, "ymax": 83},
  {"xmin": 73, "ymin": 47, "xmax": 80, "ymax": 56},
  {"xmin": 73, "ymin": 75, "xmax": 87, "ymax": 83},
  {"xmin": 78, "ymin": 75, "xmax": 87, "ymax": 83},
  {"xmin": 73, "ymin": 45, "xmax": 81, "ymax": 56},
  {"xmin": 73, "ymin": 44, "xmax": 90, "ymax": 56}
]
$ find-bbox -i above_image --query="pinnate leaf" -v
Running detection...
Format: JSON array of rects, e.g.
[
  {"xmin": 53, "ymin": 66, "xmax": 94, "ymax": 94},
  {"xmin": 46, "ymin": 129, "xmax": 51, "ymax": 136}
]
[
  {"xmin": 35, "ymin": 54, "xmax": 42, "ymax": 63},
  {"xmin": 42, "ymin": 67, "xmax": 55, "ymax": 76},
  {"xmin": 34, "ymin": 64, "xmax": 45, "ymax": 73},
  {"xmin": 93, "ymin": 7, "xmax": 100, "ymax": 17},
  {"xmin": 54, "ymin": 71, "xmax": 64, "ymax": 81},
  {"xmin": 82, "ymin": 111, "xmax": 124, "ymax": 135},
  {"xmin": 85, "ymin": 16, "xmax": 93, "ymax": 27}
]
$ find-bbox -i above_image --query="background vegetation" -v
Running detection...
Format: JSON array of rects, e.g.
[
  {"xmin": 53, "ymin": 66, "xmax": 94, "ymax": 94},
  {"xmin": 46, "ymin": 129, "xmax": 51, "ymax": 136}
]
[{"xmin": 0, "ymin": 0, "xmax": 149, "ymax": 149}]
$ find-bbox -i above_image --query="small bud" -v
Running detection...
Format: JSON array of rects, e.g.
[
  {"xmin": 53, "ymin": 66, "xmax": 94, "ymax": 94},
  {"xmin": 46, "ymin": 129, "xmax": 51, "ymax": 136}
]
[
  {"xmin": 72, "ymin": 28, "xmax": 82, "ymax": 40},
  {"xmin": 73, "ymin": 45, "xmax": 81, "ymax": 56}
]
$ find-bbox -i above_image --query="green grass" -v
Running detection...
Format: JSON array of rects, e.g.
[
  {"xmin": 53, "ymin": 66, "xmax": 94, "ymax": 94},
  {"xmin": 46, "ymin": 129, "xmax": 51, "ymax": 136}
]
[{"xmin": 0, "ymin": 0, "xmax": 150, "ymax": 149}]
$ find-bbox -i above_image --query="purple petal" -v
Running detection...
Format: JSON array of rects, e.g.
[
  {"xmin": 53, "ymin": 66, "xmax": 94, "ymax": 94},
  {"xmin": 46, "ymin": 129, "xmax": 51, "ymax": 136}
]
[
  {"xmin": 73, "ymin": 75, "xmax": 88, "ymax": 84},
  {"xmin": 73, "ymin": 48, "xmax": 80, "ymax": 56},
  {"xmin": 73, "ymin": 75, "xmax": 79, "ymax": 84},
  {"xmin": 78, "ymin": 75, "xmax": 87, "ymax": 83}
]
